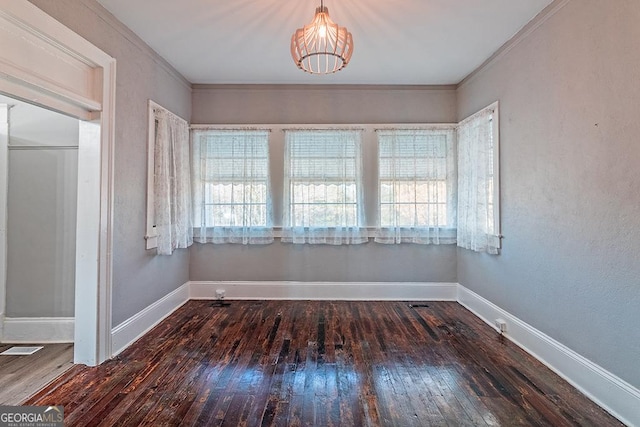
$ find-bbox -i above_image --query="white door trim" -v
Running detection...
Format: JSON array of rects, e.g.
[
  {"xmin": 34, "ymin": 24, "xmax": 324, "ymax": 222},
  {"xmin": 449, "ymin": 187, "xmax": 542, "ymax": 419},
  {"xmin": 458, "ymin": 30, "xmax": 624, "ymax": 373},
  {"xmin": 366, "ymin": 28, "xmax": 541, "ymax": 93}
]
[
  {"xmin": 0, "ymin": 104, "xmax": 8, "ymax": 341},
  {"xmin": 0, "ymin": 0, "xmax": 115, "ymax": 365}
]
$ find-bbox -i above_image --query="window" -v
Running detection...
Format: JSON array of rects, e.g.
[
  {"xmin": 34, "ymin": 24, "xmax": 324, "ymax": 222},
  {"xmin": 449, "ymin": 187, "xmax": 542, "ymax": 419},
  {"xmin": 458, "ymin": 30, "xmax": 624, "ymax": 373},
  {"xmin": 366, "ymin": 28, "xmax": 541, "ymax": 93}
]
[
  {"xmin": 375, "ymin": 128, "xmax": 457, "ymax": 244},
  {"xmin": 282, "ymin": 129, "xmax": 367, "ymax": 244},
  {"xmin": 191, "ymin": 129, "xmax": 273, "ymax": 244},
  {"xmin": 178, "ymin": 117, "xmax": 500, "ymax": 251},
  {"xmin": 145, "ymin": 102, "xmax": 160, "ymax": 250},
  {"xmin": 146, "ymin": 101, "xmax": 192, "ymax": 254},
  {"xmin": 457, "ymin": 102, "xmax": 501, "ymax": 254}
]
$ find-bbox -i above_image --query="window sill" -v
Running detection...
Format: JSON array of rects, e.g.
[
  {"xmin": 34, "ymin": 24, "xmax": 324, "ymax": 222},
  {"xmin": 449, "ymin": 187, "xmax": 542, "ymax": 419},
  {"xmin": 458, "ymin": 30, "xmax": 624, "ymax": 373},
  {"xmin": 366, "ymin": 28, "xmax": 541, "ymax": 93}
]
[{"xmin": 191, "ymin": 226, "xmax": 457, "ymax": 240}]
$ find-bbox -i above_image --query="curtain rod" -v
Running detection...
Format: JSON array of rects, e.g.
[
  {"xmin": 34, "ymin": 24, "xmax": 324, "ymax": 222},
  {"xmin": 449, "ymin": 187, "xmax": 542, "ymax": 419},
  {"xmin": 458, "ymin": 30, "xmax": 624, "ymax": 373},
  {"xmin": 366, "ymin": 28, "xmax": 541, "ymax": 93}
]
[
  {"xmin": 280, "ymin": 127, "xmax": 365, "ymax": 132},
  {"xmin": 191, "ymin": 125, "xmax": 271, "ymax": 131},
  {"xmin": 374, "ymin": 125, "xmax": 456, "ymax": 132}
]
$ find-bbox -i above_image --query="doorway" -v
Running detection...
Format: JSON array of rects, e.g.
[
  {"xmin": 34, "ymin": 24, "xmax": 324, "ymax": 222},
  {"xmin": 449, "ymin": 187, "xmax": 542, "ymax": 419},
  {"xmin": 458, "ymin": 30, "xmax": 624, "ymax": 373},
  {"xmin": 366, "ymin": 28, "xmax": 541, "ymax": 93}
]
[
  {"xmin": 0, "ymin": 94, "xmax": 78, "ymax": 341},
  {"xmin": 0, "ymin": 0, "xmax": 116, "ymax": 366}
]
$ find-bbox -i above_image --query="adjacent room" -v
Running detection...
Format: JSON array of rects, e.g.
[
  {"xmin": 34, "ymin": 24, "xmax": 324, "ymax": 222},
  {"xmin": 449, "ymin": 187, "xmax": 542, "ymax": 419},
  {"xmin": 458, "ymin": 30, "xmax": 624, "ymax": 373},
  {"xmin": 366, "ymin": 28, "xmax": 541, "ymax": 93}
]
[{"xmin": 0, "ymin": 0, "xmax": 638, "ymax": 425}]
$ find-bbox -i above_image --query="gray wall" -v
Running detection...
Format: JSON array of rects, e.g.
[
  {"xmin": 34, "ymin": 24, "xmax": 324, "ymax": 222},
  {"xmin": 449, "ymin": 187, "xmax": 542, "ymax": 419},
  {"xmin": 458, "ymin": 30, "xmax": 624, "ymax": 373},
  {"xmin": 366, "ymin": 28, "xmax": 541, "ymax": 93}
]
[
  {"xmin": 190, "ymin": 85, "xmax": 458, "ymax": 282},
  {"xmin": 28, "ymin": 0, "xmax": 192, "ymax": 326},
  {"xmin": 192, "ymin": 85, "xmax": 457, "ymax": 125},
  {"xmin": 5, "ymin": 97, "xmax": 78, "ymax": 317},
  {"xmin": 456, "ymin": 0, "xmax": 640, "ymax": 389}
]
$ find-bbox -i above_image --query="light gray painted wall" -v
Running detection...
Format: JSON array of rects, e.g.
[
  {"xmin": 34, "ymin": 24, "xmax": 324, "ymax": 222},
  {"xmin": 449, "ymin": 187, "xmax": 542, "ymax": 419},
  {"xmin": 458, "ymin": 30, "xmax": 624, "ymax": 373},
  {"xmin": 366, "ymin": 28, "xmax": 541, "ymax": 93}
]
[
  {"xmin": 456, "ymin": 0, "xmax": 640, "ymax": 389},
  {"xmin": 5, "ymin": 97, "xmax": 78, "ymax": 317},
  {"xmin": 190, "ymin": 243, "xmax": 457, "ymax": 282},
  {"xmin": 190, "ymin": 85, "xmax": 458, "ymax": 282},
  {"xmin": 28, "ymin": 0, "xmax": 192, "ymax": 326},
  {"xmin": 192, "ymin": 85, "xmax": 457, "ymax": 125}
]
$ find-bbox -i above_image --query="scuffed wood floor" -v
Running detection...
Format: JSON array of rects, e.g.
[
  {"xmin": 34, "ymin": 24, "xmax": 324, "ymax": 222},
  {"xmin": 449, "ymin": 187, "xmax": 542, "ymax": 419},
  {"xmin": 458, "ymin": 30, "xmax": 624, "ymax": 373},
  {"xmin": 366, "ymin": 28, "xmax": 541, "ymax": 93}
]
[
  {"xmin": 26, "ymin": 301, "xmax": 621, "ymax": 426},
  {"xmin": 0, "ymin": 343, "xmax": 73, "ymax": 405}
]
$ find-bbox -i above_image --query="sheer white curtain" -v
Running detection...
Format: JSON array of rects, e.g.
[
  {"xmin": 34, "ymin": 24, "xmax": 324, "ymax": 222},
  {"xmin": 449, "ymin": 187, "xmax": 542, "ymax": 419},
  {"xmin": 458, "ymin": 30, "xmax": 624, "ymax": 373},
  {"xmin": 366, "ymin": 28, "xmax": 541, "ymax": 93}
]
[
  {"xmin": 154, "ymin": 108, "xmax": 192, "ymax": 255},
  {"xmin": 192, "ymin": 129, "xmax": 273, "ymax": 244},
  {"xmin": 457, "ymin": 105, "xmax": 500, "ymax": 254},
  {"xmin": 282, "ymin": 129, "xmax": 368, "ymax": 245},
  {"xmin": 375, "ymin": 128, "xmax": 457, "ymax": 244}
]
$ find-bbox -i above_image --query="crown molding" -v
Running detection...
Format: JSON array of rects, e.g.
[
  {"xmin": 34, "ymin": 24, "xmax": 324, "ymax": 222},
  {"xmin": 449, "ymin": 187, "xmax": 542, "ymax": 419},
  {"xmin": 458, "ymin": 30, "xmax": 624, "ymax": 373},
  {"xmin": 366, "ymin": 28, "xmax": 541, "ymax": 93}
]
[
  {"xmin": 192, "ymin": 84, "xmax": 458, "ymax": 92},
  {"xmin": 457, "ymin": 0, "xmax": 571, "ymax": 90},
  {"xmin": 77, "ymin": 0, "xmax": 191, "ymax": 91}
]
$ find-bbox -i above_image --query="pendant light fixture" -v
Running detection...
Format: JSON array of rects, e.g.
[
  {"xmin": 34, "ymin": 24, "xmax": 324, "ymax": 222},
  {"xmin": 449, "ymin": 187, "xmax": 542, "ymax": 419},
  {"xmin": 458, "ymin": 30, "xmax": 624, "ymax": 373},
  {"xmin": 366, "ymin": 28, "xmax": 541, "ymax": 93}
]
[{"xmin": 290, "ymin": 0, "xmax": 354, "ymax": 74}]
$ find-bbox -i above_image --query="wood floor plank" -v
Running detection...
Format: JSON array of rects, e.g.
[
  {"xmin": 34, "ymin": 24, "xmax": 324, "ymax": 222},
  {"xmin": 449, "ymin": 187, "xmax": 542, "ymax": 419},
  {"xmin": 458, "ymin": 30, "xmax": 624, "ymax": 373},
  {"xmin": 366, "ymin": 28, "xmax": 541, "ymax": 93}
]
[
  {"xmin": 23, "ymin": 301, "xmax": 623, "ymax": 426},
  {"xmin": 0, "ymin": 343, "xmax": 73, "ymax": 405}
]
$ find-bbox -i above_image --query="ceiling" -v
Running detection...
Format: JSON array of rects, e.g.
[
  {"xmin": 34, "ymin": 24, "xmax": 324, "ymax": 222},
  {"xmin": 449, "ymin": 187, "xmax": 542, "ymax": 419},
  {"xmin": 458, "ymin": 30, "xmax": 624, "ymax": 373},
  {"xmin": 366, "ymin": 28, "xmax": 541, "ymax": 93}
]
[{"xmin": 96, "ymin": 0, "xmax": 553, "ymax": 85}]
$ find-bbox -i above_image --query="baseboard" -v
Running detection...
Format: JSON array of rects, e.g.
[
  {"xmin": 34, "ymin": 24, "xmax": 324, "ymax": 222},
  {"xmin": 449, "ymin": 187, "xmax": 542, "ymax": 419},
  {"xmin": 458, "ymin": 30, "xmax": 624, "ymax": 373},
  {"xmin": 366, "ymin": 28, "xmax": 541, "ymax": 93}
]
[
  {"xmin": 2, "ymin": 317, "xmax": 74, "ymax": 343},
  {"xmin": 189, "ymin": 281, "xmax": 458, "ymax": 301},
  {"xmin": 111, "ymin": 283, "xmax": 189, "ymax": 356},
  {"xmin": 457, "ymin": 285, "xmax": 640, "ymax": 427}
]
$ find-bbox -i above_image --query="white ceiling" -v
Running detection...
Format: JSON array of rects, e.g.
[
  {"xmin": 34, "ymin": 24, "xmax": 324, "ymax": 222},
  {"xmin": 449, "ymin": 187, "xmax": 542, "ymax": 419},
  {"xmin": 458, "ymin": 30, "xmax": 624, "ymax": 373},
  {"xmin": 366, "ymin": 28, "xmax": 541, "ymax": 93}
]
[{"xmin": 96, "ymin": 0, "xmax": 553, "ymax": 85}]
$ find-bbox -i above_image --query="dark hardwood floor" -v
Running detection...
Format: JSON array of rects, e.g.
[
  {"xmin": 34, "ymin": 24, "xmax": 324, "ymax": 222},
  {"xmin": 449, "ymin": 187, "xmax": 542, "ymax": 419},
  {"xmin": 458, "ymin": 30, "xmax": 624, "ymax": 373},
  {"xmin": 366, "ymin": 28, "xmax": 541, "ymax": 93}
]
[{"xmin": 26, "ymin": 301, "xmax": 621, "ymax": 426}]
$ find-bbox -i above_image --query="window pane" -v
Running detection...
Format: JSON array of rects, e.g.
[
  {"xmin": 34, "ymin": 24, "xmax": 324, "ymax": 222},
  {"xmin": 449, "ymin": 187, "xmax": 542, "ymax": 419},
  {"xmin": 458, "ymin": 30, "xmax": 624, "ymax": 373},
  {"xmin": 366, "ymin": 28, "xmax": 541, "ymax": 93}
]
[
  {"xmin": 395, "ymin": 182, "xmax": 416, "ymax": 203},
  {"xmin": 380, "ymin": 204, "xmax": 395, "ymax": 226},
  {"xmin": 377, "ymin": 129, "xmax": 455, "ymax": 229},
  {"xmin": 291, "ymin": 203, "xmax": 358, "ymax": 227},
  {"xmin": 380, "ymin": 183, "xmax": 393, "ymax": 203},
  {"xmin": 193, "ymin": 130, "xmax": 271, "ymax": 231},
  {"xmin": 457, "ymin": 105, "xmax": 499, "ymax": 253},
  {"xmin": 396, "ymin": 204, "xmax": 416, "ymax": 226},
  {"xmin": 284, "ymin": 130, "xmax": 363, "ymax": 229}
]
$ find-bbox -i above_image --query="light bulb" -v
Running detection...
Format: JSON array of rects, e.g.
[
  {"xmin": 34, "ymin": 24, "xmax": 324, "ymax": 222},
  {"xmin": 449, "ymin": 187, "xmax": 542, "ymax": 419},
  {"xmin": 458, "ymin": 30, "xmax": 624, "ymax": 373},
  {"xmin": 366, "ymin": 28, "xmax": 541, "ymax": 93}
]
[{"xmin": 318, "ymin": 24, "xmax": 327, "ymax": 39}]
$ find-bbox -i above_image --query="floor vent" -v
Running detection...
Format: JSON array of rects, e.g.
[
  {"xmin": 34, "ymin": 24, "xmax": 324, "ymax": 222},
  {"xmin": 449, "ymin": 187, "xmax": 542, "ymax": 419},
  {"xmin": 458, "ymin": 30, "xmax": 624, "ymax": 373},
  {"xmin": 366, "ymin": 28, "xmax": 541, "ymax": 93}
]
[{"xmin": 0, "ymin": 346, "xmax": 44, "ymax": 356}]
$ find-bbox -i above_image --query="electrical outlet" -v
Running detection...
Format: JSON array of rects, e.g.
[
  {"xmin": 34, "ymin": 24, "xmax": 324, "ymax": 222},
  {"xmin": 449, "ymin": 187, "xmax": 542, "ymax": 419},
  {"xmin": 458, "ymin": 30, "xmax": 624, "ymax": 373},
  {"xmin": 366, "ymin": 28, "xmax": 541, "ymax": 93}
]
[
  {"xmin": 495, "ymin": 318, "xmax": 507, "ymax": 333},
  {"xmin": 215, "ymin": 289, "xmax": 225, "ymax": 300}
]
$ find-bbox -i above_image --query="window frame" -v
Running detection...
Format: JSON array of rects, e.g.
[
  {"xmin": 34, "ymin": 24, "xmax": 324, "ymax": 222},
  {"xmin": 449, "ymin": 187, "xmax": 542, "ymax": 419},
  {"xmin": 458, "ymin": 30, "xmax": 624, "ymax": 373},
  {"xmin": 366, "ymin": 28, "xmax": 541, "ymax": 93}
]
[
  {"xmin": 144, "ymin": 100, "xmax": 161, "ymax": 250},
  {"xmin": 488, "ymin": 102, "xmax": 501, "ymax": 248},
  {"xmin": 283, "ymin": 128, "xmax": 365, "ymax": 231},
  {"xmin": 376, "ymin": 126, "xmax": 458, "ymax": 233},
  {"xmin": 456, "ymin": 101, "xmax": 501, "ymax": 251},
  {"xmin": 190, "ymin": 127, "xmax": 273, "ymax": 242},
  {"xmin": 491, "ymin": 103, "xmax": 501, "ymax": 245},
  {"xmin": 188, "ymin": 123, "xmax": 463, "ymax": 240},
  {"xmin": 182, "ymin": 117, "xmax": 502, "ymax": 247}
]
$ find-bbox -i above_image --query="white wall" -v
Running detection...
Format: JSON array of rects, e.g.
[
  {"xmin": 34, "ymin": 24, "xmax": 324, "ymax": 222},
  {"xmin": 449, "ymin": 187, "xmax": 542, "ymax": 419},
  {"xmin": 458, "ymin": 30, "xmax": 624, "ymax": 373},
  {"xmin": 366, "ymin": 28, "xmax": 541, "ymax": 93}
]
[
  {"xmin": 3, "ymin": 96, "xmax": 78, "ymax": 318},
  {"xmin": 457, "ymin": 0, "xmax": 640, "ymax": 389}
]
